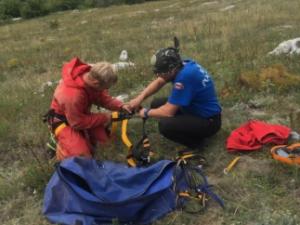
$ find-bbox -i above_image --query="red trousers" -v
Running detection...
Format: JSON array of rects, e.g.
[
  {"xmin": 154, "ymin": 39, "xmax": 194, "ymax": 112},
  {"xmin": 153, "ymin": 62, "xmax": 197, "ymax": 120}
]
[{"xmin": 55, "ymin": 125, "xmax": 109, "ymax": 160}]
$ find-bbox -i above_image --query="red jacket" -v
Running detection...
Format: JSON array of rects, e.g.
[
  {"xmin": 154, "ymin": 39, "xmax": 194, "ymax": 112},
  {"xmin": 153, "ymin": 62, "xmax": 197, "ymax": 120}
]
[
  {"xmin": 50, "ymin": 57, "xmax": 123, "ymax": 130},
  {"xmin": 226, "ymin": 120, "xmax": 291, "ymax": 152}
]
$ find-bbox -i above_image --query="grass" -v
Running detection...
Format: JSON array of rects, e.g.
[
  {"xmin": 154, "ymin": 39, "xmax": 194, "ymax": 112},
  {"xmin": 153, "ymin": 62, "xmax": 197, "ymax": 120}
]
[{"xmin": 1, "ymin": 0, "xmax": 300, "ymax": 224}]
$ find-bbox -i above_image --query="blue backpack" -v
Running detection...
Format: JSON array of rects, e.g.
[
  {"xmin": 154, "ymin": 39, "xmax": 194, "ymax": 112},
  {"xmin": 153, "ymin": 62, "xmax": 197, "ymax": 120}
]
[{"xmin": 43, "ymin": 157, "xmax": 223, "ymax": 225}]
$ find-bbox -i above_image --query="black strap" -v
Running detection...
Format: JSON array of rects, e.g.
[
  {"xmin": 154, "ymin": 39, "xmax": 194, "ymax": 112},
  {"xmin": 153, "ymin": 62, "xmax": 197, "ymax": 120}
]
[
  {"xmin": 131, "ymin": 118, "xmax": 152, "ymax": 166},
  {"xmin": 112, "ymin": 111, "xmax": 134, "ymax": 122},
  {"xmin": 43, "ymin": 109, "xmax": 68, "ymax": 132}
]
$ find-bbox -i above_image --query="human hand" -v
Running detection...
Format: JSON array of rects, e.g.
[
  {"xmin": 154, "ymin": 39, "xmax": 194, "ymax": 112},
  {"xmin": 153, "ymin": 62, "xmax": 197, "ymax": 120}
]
[
  {"xmin": 121, "ymin": 103, "xmax": 132, "ymax": 113},
  {"xmin": 129, "ymin": 97, "xmax": 142, "ymax": 111}
]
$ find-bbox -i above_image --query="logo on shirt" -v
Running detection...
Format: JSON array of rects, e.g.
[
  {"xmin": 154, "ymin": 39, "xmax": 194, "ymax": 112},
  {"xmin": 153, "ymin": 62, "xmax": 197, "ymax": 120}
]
[
  {"xmin": 202, "ymin": 74, "xmax": 210, "ymax": 87},
  {"xmin": 196, "ymin": 64, "xmax": 211, "ymax": 87},
  {"xmin": 174, "ymin": 82, "xmax": 184, "ymax": 90}
]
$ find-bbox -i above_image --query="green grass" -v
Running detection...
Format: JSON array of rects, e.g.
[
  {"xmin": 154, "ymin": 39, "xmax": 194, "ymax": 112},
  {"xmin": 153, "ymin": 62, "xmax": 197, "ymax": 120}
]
[{"xmin": 1, "ymin": 0, "xmax": 300, "ymax": 224}]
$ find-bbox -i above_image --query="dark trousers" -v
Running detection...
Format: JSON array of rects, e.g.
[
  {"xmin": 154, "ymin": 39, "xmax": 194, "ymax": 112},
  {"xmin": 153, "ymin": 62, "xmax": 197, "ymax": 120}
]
[{"xmin": 151, "ymin": 98, "xmax": 221, "ymax": 149}]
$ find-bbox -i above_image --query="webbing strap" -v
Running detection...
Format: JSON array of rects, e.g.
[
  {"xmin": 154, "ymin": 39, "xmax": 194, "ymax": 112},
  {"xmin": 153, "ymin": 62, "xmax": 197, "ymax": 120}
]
[
  {"xmin": 111, "ymin": 112, "xmax": 119, "ymax": 135},
  {"xmin": 54, "ymin": 123, "xmax": 67, "ymax": 136},
  {"xmin": 121, "ymin": 119, "xmax": 133, "ymax": 149},
  {"xmin": 110, "ymin": 112, "xmax": 136, "ymax": 167}
]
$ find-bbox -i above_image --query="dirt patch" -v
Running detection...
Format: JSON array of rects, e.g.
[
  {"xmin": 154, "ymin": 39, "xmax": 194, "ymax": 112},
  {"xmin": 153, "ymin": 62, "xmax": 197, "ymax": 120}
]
[
  {"xmin": 197, "ymin": 206, "xmax": 224, "ymax": 225},
  {"xmin": 206, "ymin": 155, "xmax": 273, "ymax": 186},
  {"xmin": 237, "ymin": 155, "xmax": 272, "ymax": 174},
  {"xmin": 238, "ymin": 64, "xmax": 300, "ymax": 90},
  {"xmin": 0, "ymin": 145, "xmax": 23, "ymax": 168}
]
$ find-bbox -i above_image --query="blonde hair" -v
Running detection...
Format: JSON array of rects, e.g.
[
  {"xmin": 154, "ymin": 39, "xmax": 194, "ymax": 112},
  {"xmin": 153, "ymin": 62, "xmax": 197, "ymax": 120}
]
[{"xmin": 89, "ymin": 62, "xmax": 117, "ymax": 87}]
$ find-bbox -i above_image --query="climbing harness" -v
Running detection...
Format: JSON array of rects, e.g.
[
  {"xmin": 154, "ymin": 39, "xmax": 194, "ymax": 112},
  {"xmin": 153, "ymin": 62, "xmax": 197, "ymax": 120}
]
[
  {"xmin": 43, "ymin": 109, "xmax": 68, "ymax": 132},
  {"xmin": 111, "ymin": 111, "xmax": 154, "ymax": 167},
  {"xmin": 43, "ymin": 109, "xmax": 68, "ymax": 158},
  {"xmin": 174, "ymin": 153, "xmax": 224, "ymax": 212},
  {"xmin": 271, "ymin": 143, "xmax": 300, "ymax": 165}
]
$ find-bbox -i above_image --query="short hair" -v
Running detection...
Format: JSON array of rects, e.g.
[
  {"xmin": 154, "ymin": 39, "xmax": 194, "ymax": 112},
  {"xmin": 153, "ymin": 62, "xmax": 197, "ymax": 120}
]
[{"xmin": 89, "ymin": 62, "xmax": 117, "ymax": 87}]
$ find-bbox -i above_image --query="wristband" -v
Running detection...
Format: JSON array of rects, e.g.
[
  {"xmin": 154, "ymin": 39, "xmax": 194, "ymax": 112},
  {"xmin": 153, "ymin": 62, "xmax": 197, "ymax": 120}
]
[{"xmin": 144, "ymin": 108, "xmax": 151, "ymax": 119}]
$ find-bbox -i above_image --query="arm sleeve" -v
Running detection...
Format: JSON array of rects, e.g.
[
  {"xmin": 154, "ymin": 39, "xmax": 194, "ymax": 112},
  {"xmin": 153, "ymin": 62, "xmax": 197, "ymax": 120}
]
[
  {"xmin": 96, "ymin": 90, "xmax": 123, "ymax": 111},
  {"xmin": 168, "ymin": 78, "xmax": 194, "ymax": 106},
  {"xmin": 65, "ymin": 93, "xmax": 109, "ymax": 130}
]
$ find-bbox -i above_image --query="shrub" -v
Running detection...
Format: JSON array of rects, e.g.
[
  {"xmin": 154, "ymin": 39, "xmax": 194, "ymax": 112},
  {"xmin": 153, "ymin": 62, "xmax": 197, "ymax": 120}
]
[
  {"xmin": 45, "ymin": 0, "xmax": 81, "ymax": 11},
  {"xmin": 20, "ymin": 0, "xmax": 49, "ymax": 19},
  {"xmin": 0, "ymin": 0, "xmax": 161, "ymax": 21},
  {"xmin": 0, "ymin": 0, "xmax": 22, "ymax": 19},
  {"xmin": 48, "ymin": 19, "xmax": 59, "ymax": 29}
]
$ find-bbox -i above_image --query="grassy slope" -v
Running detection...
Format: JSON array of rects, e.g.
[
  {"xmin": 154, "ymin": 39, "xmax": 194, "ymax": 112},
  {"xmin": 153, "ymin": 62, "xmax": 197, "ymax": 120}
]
[{"xmin": 1, "ymin": 0, "xmax": 300, "ymax": 224}]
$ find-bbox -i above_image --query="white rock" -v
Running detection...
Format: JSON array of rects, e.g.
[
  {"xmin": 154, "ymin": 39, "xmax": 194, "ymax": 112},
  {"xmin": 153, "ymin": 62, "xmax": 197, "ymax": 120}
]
[
  {"xmin": 46, "ymin": 81, "xmax": 53, "ymax": 86},
  {"xmin": 220, "ymin": 5, "xmax": 235, "ymax": 11},
  {"xmin": 12, "ymin": 17, "xmax": 22, "ymax": 21},
  {"xmin": 268, "ymin": 38, "xmax": 300, "ymax": 55},
  {"xmin": 202, "ymin": 1, "xmax": 218, "ymax": 6},
  {"xmin": 38, "ymin": 81, "xmax": 56, "ymax": 93},
  {"xmin": 279, "ymin": 25, "xmax": 293, "ymax": 29},
  {"xmin": 113, "ymin": 62, "xmax": 135, "ymax": 71},
  {"xmin": 116, "ymin": 94, "xmax": 129, "ymax": 102},
  {"xmin": 290, "ymin": 131, "xmax": 300, "ymax": 141},
  {"xmin": 119, "ymin": 50, "xmax": 128, "ymax": 61}
]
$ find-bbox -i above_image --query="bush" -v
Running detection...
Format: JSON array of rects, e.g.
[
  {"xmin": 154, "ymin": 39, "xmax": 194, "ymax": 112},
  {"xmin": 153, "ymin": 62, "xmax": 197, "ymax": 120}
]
[
  {"xmin": 0, "ymin": 0, "xmax": 22, "ymax": 19},
  {"xmin": 0, "ymin": 0, "xmax": 160, "ymax": 21},
  {"xmin": 89, "ymin": 0, "xmax": 125, "ymax": 7},
  {"xmin": 48, "ymin": 19, "xmax": 59, "ymax": 29},
  {"xmin": 20, "ymin": 0, "xmax": 49, "ymax": 19},
  {"xmin": 45, "ymin": 0, "xmax": 81, "ymax": 11},
  {"xmin": 124, "ymin": 0, "xmax": 145, "ymax": 4}
]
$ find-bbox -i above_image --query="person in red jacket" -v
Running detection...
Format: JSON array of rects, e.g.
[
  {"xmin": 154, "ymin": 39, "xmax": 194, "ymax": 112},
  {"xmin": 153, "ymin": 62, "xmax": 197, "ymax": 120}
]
[{"xmin": 46, "ymin": 57, "xmax": 131, "ymax": 160}]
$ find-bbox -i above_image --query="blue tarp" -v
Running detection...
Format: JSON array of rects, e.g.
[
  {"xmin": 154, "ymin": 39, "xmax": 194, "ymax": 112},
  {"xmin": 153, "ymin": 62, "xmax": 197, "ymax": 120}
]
[{"xmin": 43, "ymin": 157, "xmax": 184, "ymax": 225}]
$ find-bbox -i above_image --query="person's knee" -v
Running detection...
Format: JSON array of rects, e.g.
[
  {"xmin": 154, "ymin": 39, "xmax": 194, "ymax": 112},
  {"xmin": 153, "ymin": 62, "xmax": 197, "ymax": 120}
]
[
  {"xmin": 207, "ymin": 118, "xmax": 221, "ymax": 137},
  {"xmin": 56, "ymin": 127, "xmax": 92, "ymax": 160},
  {"xmin": 158, "ymin": 119, "xmax": 173, "ymax": 137}
]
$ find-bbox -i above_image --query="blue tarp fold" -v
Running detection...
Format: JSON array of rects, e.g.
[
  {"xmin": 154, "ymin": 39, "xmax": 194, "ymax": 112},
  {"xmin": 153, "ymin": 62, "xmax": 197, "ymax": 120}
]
[{"xmin": 43, "ymin": 157, "xmax": 182, "ymax": 225}]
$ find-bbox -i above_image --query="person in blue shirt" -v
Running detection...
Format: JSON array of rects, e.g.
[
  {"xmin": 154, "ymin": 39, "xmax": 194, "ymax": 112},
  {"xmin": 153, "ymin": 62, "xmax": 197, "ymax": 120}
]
[{"xmin": 129, "ymin": 41, "xmax": 221, "ymax": 149}]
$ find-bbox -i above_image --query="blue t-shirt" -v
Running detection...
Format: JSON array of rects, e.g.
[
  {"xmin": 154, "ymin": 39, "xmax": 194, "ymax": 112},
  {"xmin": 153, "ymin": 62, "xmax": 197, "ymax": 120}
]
[{"xmin": 168, "ymin": 60, "xmax": 221, "ymax": 118}]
